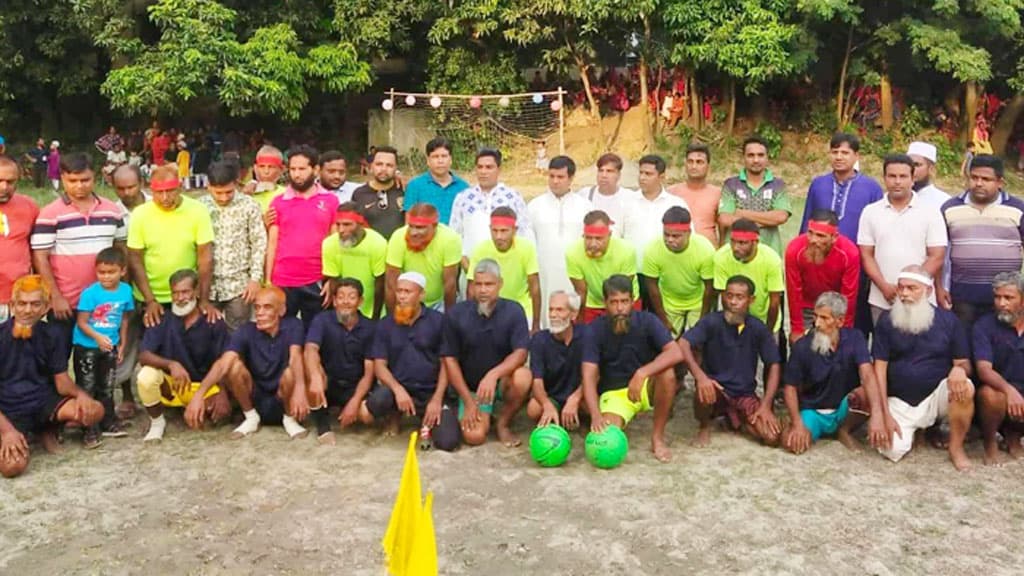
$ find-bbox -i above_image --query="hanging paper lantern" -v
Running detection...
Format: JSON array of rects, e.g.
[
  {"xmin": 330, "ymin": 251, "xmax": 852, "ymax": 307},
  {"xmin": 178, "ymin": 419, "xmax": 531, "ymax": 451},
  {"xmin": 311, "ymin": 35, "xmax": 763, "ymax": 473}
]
[
  {"xmin": 430, "ymin": 96, "xmax": 442, "ymax": 108},
  {"xmin": 550, "ymin": 99, "xmax": 563, "ymax": 112},
  {"xmin": 498, "ymin": 96, "xmax": 511, "ymax": 107},
  {"xmin": 469, "ymin": 96, "xmax": 482, "ymax": 109},
  {"xmin": 404, "ymin": 94, "xmax": 416, "ymax": 106},
  {"xmin": 532, "ymin": 93, "xmax": 544, "ymax": 104},
  {"xmin": 381, "ymin": 98, "xmax": 394, "ymax": 111}
]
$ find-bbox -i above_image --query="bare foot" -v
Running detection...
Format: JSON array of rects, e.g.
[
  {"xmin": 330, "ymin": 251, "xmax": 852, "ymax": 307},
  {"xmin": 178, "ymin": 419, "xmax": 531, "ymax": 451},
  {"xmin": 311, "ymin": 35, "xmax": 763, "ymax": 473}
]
[
  {"xmin": 691, "ymin": 427, "xmax": 711, "ymax": 448},
  {"xmin": 983, "ymin": 441, "xmax": 1008, "ymax": 466},
  {"xmin": 318, "ymin": 431, "xmax": 336, "ymax": 446},
  {"xmin": 949, "ymin": 446, "xmax": 972, "ymax": 472},
  {"xmin": 40, "ymin": 430, "xmax": 63, "ymax": 455},
  {"xmin": 115, "ymin": 402, "xmax": 137, "ymax": 421},
  {"xmin": 652, "ymin": 437, "xmax": 672, "ymax": 462},
  {"xmin": 382, "ymin": 415, "xmax": 400, "ymax": 437},
  {"xmin": 836, "ymin": 429, "xmax": 862, "ymax": 453},
  {"xmin": 496, "ymin": 423, "xmax": 520, "ymax": 447},
  {"xmin": 1006, "ymin": 435, "xmax": 1023, "ymax": 459}
]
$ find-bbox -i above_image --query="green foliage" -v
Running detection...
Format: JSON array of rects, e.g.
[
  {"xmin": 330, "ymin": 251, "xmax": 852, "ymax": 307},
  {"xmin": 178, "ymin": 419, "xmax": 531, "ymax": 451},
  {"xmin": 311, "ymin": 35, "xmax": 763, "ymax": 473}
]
[
  {"xmin": 754, "ymin": 121, "xmax": 784, "ymax": 158},
  {"xmin": 897, "ymin": 105, "xmax": 930, "ymax": 140},
  {"xmin": 425, "ymin": 47, "xmax": 525, "ymax": 95},
  {"xmin": 802, "ymin": 101, "xmax": 839, "ymax": 135},
  {"xmin": 905, "ymin": 22, "xmax": 992, "ymax": 83}
]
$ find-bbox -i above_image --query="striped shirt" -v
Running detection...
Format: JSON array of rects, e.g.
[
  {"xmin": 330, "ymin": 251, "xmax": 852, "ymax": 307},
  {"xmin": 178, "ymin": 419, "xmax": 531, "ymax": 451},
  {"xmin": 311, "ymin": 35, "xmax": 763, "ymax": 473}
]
[
  {"xmin": 942, "ymin": 190, "xmax": 1024, "ymax": 306},
  {"xmin": 31, "ymin": 195, "xmax": 127, "ymax": 307}
]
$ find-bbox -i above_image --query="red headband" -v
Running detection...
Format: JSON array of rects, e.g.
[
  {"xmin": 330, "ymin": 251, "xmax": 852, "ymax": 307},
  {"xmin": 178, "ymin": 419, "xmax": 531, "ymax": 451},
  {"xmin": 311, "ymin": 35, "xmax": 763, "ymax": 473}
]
[
  {"xmin": 807, "ymin": 221, "xmax": 838, "ymax": 236},
  {"xmin": 335, "ymin": 211, "xmax": 368, "ymax": 226},
  {"xmin": 490, "ymin": 216, "xmax": 517, "ymax": 227},
  {"xmin": 255, "ymin": 155, "xmax": 283, "ymax": 167},
  {"xmin": 663, "ymin": 223, "xmax": 691, "ymax": 232},
  {"xmin": 150, "ymin": 178, "xmax": 180, "ymax": 192},
  {"xmin": 731, "ymin": 230, "xmax": 759, "ymax": 242},
  {"xmin": 407, "ymin": 215, "xmax": 438, "ymax": 226},
  {"xmin": 583, "ymin": 224, "xmax": 612, "ymax": 236}
]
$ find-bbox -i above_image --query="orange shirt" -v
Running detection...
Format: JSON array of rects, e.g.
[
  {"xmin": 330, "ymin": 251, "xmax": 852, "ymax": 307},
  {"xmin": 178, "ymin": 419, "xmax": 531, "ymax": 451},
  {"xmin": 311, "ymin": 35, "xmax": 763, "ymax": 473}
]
[{"xmin": 668, "ymin": 182, "xmax": 721, "ymax": 247}]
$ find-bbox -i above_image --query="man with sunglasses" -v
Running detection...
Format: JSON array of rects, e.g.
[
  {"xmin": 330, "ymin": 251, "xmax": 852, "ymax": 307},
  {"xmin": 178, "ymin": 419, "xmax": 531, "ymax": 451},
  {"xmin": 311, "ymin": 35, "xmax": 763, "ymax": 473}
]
[{"xmin": 352, "ymin": 146, "xmax": 405, "ymax": 239}]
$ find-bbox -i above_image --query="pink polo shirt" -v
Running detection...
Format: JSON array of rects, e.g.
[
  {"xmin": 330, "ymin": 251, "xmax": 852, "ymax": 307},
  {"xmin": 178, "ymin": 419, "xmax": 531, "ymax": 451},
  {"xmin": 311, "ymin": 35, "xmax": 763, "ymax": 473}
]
[{"xmin": 269, "ymin": 186, "xmax": 339, "ymax": 287}]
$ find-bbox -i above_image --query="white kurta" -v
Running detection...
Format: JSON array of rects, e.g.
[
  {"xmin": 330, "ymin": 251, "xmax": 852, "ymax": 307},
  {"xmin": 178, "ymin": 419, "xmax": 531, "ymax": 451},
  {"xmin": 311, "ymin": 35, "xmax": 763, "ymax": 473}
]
[
  {"xmin": 528, "ymin": 190, "xmax": 593, "ymax": 328},
  {"xmin": 621, "ymin": 188, "xmax": 688, "ymax": 270},
  {"xmin": 575, "ymin": 185, "xmax": 634, "ymax": 238}
]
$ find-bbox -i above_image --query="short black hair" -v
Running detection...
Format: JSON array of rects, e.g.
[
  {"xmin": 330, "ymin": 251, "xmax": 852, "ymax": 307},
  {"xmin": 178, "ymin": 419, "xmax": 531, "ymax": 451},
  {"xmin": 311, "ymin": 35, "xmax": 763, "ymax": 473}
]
[
  {"xmin": 491, "ymin": 206, "xmax": 517, "ymax": 219},
  {"xmin": 809, "ymin": 209, "xmax": 839, "ymax": 226},
  {"xmin": 288, "ymin": 145, "xmax": 319, "ymax": 166},
  {"xmin": 426, "ymin": 137, "xmax": 452, "ymax": 155},
  {"xmin": 685, "ymin": 143, "xmax": 711, "ymax": 163},
  {"xmin": 476, "ymin": 147, "xmax": 502, "ymax": 166},
  {"xmin": 95, "ymin": 247, "xmax": 126, "ymax": 268},
  {"xmin": 60, "ymin": 153, "xmax": 92, "ymax": 174},
  {"xmin": 335, "ymin": 277, "xmax": 364, "ymax": 297},
  {"xmin": 336, "ymin": 201, "xmax": 365, "ymax": 216},
  {"xmin": 548, "ymin": 155, "xmax": 576, "ymax": 176},
  {"xmin": 726, "ymin": 274, "xmax": 756, "ymax": 296},
  {"xmin": 829, "ymin": 132, "xmax": 860, "ymax": 152},
  {"xmin": 583, "ymin": 210, "xmax": 612, "ymax": 226},
  {"xmin": 596, "ymin": 153, "xmax": 623, "ymax": 171},
  {"xmin": 639, "ymin": 154, "xmax": 667, "ymax": 174},
  {"xmin": 732, "ymin": 218, "xmax": 759, "ymax": 234},
  {"xmin": 370, "ymin": 145, "xmax": 398, "ymax": 162},
  {"xmin": 207, "ymin": 161, "xmax": 239, "ymax": 186},
  {"xmin": 169, "ymin": 268, "xmax": 199, "ymax": 290},
  {"xmin": 319, "ymin": 150, "xmax": 347, "ymax": 166},
  {"xmin": 602, "ymin": 274, "xmax": 634, "ymax": 300},
  {"xmin": 882, "ymin": 153, "xmax": 914, "ymax": 175},
  {"xmin": 969, "ymin": 154, "xmax": 1005, "ymax": 178},
  {"xmin": 662, "ymin": 206, "xmax": 692, "ymax": 225},
  {"xmin": 743, "ymin": 135, "xmax": 769, "ymax": 153}
]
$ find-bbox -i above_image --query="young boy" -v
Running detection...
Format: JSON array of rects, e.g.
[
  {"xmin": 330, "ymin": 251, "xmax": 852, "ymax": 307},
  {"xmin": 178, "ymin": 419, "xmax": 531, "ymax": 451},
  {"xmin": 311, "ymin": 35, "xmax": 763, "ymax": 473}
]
[{"xmin": 73, "ymin": 247, "xmax": 135, "ymax": 448}]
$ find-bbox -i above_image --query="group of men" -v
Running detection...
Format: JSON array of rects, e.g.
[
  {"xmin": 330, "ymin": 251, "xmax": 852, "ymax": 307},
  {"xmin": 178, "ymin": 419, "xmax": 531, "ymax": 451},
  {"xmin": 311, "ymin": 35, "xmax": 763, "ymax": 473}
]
[{"xmin": 1, "ymin": 131, "xmax": 1023, "ymax": 478}]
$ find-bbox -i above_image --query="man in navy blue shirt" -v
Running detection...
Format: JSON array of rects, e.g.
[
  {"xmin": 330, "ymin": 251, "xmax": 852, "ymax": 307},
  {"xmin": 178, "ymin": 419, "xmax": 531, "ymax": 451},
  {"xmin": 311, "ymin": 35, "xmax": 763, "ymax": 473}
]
[
  {"xmin": 680, "ymin": 275, "xmax": 782, "ymax": 448},
  {"xmin": 304, "ymin": 278, "xmax": 376, "ymax": 445},
  {"xmin": 527, "ymin": 290, "xmax": 587, "ymax": 429},
  {"xmin": 197, "ymin": 286, "xmax": 311, "ymax": 440},
  {"xmin": 137, "ymin": 269, "xmax": 231, "ymax": 442},
  {"xmin": 975, "ymin": 272, "xmax": 1024, "ymax": 465},
  {"xmin": 782, "ymin": 291, "xmax": 887, "ymax": 455},
  {"xmin": 443, "ymin": 259, "xmax": 531, "ymax": 448},
  {"xmin": 363, "ymin": 272, "xmax": 459, "ymax": 451},
  {"xmin": 872, "ymin": 265, "xmax": 973, "ymax": 471},
  {"xmin": 0, "ymin": 275, "xmax": 104, "ymax": 478},
  {"xmin": 582, "ymin": 274, "xmax": 683, "ymax": 462}
]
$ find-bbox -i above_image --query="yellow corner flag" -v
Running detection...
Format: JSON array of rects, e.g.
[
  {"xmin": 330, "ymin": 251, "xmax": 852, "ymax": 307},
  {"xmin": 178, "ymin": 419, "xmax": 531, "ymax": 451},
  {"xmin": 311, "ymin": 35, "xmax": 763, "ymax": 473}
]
[{"xmin": 383, "ymin": 432, "xmax": 437, "ymax": 576}]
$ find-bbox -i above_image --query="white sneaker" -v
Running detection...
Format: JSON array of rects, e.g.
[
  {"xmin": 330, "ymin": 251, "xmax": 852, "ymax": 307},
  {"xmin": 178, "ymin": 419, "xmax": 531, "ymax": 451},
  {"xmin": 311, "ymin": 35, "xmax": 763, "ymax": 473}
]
[
  {"xmin": 143, "ymin": 417, "xmax": 166, "ymax": 443},
  {"xmin": 282, "ymin": 415, "xmax": 308, "ymax": 439},
  {"xmin": 231, "ymin": 415, "xmax": 261, "ymax": 439}
]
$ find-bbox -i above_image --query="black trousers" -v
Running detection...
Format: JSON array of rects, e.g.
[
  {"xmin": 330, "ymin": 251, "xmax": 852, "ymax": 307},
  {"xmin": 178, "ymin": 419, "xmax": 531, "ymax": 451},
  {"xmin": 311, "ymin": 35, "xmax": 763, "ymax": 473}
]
[
  {"xmin": 283, "ymin": 282, "xmax": 325, "ymax": 332},
  {"xmin": 73, "ymin": 345, "xmax": 116, "ymax": 429}
]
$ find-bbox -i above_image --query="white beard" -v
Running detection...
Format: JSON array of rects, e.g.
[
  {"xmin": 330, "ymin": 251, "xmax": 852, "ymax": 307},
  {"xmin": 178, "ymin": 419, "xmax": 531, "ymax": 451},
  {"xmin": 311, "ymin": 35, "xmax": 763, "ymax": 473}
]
[
  {"xmin": 171, "ymin": 299, "xmax": 197, "ymax": 317},
  {"xmin": 549, "ymin": 317, "xmax": 571, "ymax": 334},
  {"xmin": 810, "ymin": 330, "xmax": 835, "ymax": 355},
  {"xmin": 477, "ymin": 301, "xmax": 495, "ymax": 318},
  {"xmin": 890, "ymin": 298, "xmax": 935, "ymax": 335}
]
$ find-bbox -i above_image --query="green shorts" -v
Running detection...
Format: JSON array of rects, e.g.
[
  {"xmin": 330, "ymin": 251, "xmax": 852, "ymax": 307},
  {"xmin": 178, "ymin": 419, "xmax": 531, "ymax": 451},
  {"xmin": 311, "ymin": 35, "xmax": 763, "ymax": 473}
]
[
  {"xmin": 598, "ymin": 381, "xmax": 652, "ymax": 426},
  {"xmin": 666, "ymin": 308, "xmax": 701, "ymax": 337},
  {"xmin": 458, "ymin": 386, "xmax": 502, "ymax": 419}
]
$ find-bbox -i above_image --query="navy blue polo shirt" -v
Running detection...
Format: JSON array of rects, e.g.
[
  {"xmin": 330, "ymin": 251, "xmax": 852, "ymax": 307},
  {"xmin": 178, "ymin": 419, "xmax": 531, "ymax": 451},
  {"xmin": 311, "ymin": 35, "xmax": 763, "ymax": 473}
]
[
  {"xmin": 582, "ymin": 310, "xmax": 674, "ymax": 394},
  {"xmin": 683, "ymin": 311, "xmax": 780, "ymax": 398},
  {"xmin": 529, "ymin": 324, "xmax": 587, "ymax": 404},
  {"xmin": 305, "ymin": 310, "xmax": 375, "ymax": 384},
  {"xmin": 228, "ymin": 316, "xmax": 305, "ymax": 387},
  {"xmin": 0, "ymin": 320, "xmax": 68, "ymax": 417},
  {"xmin": 872, "ymin": 307, "xmax": 968, "ymax": 406},
  {"xmin": 784, "ymin": 328, "xmax": 871, "ymax": 410},
  {"xmin": 370, "ymin": 306, "xmax": 445, "ymax": 394},
  {"xmin": 973, "ymin": 313, "xmax": 1024, "ymax": 393},
  {"xmin": 442, "ymin": 298, "xmax": 529, "ymax": 391},
  {"xmin": 141, "ymin": 314, "xmax": 229, "ymax": 382}
]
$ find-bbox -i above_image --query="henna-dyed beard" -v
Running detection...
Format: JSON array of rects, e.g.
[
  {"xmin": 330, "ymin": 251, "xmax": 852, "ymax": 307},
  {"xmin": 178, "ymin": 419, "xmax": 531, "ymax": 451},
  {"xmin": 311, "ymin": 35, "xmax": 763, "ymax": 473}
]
[
  {"xmin": 12, "ymin": 322, "xmax": 33, "ymax": 339},
  {"xmin": 405, "ymin": 229, "xmax": 435, "ymax": 252},
  {"xmin": 394, "ymin": 305, "xmax": 418, "ymax": 326}
]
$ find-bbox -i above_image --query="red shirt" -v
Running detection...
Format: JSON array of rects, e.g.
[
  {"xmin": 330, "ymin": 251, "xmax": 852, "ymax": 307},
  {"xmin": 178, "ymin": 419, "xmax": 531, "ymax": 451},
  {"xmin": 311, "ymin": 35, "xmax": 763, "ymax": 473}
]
[
  {"xmin": 0, "ymin": 194, "xmax": 40, "ymax": 303},
  {"xmin": 151, "ymin": 135, "xmax": 170, "ymax": 166},
  {"xmin": 784, "ymin": 233, "xmax": 860, "ymax": 334}
]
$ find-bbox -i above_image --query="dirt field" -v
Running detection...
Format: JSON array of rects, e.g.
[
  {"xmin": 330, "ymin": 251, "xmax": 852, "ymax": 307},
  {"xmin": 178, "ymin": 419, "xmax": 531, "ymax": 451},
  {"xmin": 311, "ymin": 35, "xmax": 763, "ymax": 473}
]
[{"xmin": 3, "ymin": 393, "xmax": 1024, "ymax": 576}]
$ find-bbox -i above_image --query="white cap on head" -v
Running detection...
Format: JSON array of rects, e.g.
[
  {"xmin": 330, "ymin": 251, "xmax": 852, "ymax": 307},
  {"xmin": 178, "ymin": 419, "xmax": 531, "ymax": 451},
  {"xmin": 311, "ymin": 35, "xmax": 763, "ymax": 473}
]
[
  {"xmin": 51, "ymin": 140, "xmax": 60, "ymax": 148},
  {"xmin": 907, "ymin": 142, "xmax": 937, "ymax": 164},
  {"xmin": 397, "ymin": 271, "xmax": 427, "ymax": 290}
]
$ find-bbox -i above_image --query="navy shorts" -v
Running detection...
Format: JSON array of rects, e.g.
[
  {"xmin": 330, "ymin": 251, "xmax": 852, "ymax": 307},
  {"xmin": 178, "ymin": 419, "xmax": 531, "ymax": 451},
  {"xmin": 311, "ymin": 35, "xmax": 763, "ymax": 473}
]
[
  {"xmin": 253, "ymin": 385, "xmax": 284, "ymax": 424},
  {"xmin": 4, "ymin": 393, "xmax": 69, "ymax": 435},
  {"xmin": 365, "ymin": 385, "xmax": 439, "ymax": 419}
]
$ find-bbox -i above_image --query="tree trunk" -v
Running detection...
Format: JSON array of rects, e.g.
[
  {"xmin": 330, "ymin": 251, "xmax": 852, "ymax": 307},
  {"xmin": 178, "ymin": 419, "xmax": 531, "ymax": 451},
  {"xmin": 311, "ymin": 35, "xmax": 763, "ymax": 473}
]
[
  {"xmin": 577, "ymin": 58, "xmax": 600, "ymax": 120},
  {"xmin": 640, "ymin": 16, "xmax": 654, "ymax": 149},
  {"xmin": 963, "ymin": 81, "xmax": 979, "ymax": 145},
  {"xmin": 725, "ymin": 79, "xmax": 736, "ymax": 135},
  {"xmin": 879, "ymin": 71, "xmax": 893, "ymax": 130},
  {"xmin": 689, "ymin": 75, "xmax": 701, "ymax": 128},
  {"xmin": 991, "ymin": 94, "xmax": 1023, "ymax": 155},
  {"xmin": 836, "ymin": 24, "xmax": 853, "ymax": 129}
]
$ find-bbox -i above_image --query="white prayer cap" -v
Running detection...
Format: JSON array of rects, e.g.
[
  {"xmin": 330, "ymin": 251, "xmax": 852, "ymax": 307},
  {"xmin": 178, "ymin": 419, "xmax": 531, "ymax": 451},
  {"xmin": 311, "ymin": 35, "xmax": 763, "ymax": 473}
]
[
  {"xmin": 907, "ymin": 142, "xmax": 937, "ymax": 164},
  {"xmin": 397, "ymin": 271, "xmax": 427, "ymax": 290}
]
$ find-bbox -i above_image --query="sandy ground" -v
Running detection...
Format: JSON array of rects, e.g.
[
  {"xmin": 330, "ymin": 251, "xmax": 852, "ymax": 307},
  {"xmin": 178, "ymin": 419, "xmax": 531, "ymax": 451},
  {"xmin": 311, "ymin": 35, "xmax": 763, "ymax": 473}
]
[{"xmin": 3, "ymin": 391, "xmax": 1024, "ymax": 576}]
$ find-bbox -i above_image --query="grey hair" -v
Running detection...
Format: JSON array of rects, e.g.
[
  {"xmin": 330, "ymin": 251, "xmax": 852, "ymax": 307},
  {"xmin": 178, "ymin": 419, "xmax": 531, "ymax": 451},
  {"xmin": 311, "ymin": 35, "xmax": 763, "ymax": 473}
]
[
  {"xmin": 814, "ymin": 291, "xmax": 848, "ymax": 319},
  {"xmin": 473, "ymin": 258, "xmax": 502, "ymax": 280},
  {"xmin": 550, "ymin": 290, "xmax": 581, "ymax": 312},
  {"xmin": 993, "ymin": 271, "xmax": 1024, "ymax": 294}
]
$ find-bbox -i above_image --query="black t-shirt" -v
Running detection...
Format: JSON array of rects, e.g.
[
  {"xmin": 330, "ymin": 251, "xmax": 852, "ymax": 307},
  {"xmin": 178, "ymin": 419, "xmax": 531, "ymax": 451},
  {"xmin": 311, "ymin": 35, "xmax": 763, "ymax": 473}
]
[
  {"xmin": 305, "ymin": 311, "xmax": 375, "ymax": 384},
  {"xmin": 442, "ymin": 299, "xmax": 529, "ymax": 391},
  {"xmin": 582, "ymin": 311, "xmax": 674, "ymax": 394},
  {"xmin": 529, "ymin": 325, "xmax": 587, "ymax": 404},
  {"xmin": 784, "ymin": 328, "xmax": 871, "ymax": 410},
  {"xmin": 352, "ymin": 184, "xmax": 405, "ymax": 239}
]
